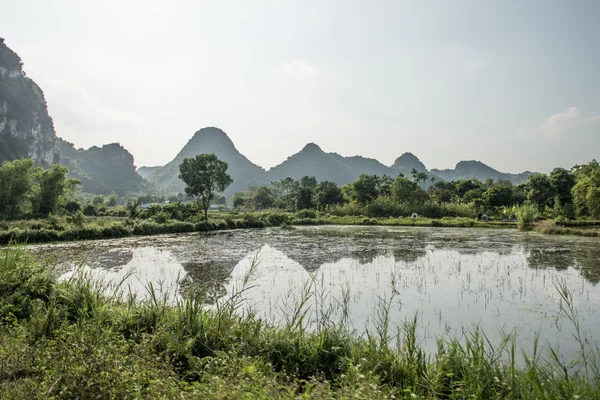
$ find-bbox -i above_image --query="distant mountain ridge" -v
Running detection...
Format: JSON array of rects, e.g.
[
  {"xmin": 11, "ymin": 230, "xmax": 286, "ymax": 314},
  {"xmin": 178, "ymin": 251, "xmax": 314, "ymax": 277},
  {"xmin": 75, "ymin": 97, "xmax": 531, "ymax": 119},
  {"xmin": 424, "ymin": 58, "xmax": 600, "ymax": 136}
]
[
  {"xmin": 148, "ymin": 127, "xmax": 267, "ymax": 197},
  {"xmin": 431, "ymin": 160, "xmax": 533, "ymax": 185},
  {"xmin": 145, "ymin": 130, "xmax": 534, "ymax": 196},
  {"xmin": 1, "ymin": 39, "xmax": 536, "ymax": 198}
]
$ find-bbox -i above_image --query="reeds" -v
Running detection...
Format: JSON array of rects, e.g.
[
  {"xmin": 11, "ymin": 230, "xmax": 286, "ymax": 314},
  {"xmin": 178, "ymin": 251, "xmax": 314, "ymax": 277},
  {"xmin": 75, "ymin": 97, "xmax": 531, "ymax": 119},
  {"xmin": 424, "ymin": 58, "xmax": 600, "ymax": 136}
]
[{"xmin": 1, "ymin": 244, "xmax": 600, "ymax": 398}]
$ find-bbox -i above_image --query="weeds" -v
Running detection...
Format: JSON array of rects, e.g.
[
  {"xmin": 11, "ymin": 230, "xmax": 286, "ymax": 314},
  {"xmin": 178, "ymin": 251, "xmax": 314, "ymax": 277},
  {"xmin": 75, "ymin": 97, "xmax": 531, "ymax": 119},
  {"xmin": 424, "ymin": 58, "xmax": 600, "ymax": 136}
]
[{"xmin": 1, "ymin": 244, "xmax": 600, "ymax": 398}]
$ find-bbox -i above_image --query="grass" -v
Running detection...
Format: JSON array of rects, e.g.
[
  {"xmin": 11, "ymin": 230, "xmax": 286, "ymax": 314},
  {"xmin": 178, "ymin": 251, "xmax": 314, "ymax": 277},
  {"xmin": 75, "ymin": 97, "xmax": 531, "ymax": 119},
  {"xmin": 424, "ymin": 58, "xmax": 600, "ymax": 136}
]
[
  {"xmin": 0, "ymin": 211, "xmax": 517, "ymax": 245},
  {"xmin": 1, "ymin": 244, "xmax": 600, "ymax": 398},
  {"xmin": 516, "ymin": 204, "xmax": 538, "ymax": 231}
]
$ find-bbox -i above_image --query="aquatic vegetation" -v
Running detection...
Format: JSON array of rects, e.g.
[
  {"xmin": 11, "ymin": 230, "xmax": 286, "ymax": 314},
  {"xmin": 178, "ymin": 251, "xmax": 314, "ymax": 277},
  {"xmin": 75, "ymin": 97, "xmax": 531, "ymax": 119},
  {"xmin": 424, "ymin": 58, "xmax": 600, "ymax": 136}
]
[{"xmin": 3, "ymin": 241, "xmax": 600, "ymax": 398}]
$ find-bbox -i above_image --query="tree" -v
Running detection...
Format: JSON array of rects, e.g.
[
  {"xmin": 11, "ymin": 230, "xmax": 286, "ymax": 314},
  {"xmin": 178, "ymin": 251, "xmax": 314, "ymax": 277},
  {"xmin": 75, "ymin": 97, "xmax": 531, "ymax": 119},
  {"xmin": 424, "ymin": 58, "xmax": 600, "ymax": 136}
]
[
  {"xmin": 525, "ymin": 174, "xmax": 554, "ymax": 210},
  {"xmin": 231, "ymin": 192, "xmax": 247, "ymax": 209},
  {"xmin": 178, "ymin": 154, "xmax": 233, "ymax": 220},
  {"xmin": 351, "ymin": 174, "xmax": 379, "ymax": 204},
  {"xmin": 572, "ymin": 160, "xmax": 600, "ymax": 218},
  {"xmin": 549, "ymin": 168, "xmax": 575, "ymax": 207},
  {"xmin": 455, "ymin": 179, "xmax": 482, "ymax": 200},
  {"xmin": 106, "ymin": 191, "xmax": 119, "ymax": 207},
  {"xmin": 411, "ymin": 168, "xmax": 428, "ymax": 189},
  {"xmin": 300, "ymin": 176, "xmax": 317, "ymax": 188},
  {"xmin": 92, "ymin": 195, "xmax": 105, "ymax": 206},
  {"xmin": 391, "ymin": 176, "xmax": 418, "ymax": 204},
  {"xmin": 272, "ymin": 177, "xmax": 299, "ymax": 210},
  {"xmin": 313, "ymin": 181, "xmax": 343, "ymax": 209},
  {"xmin": 250, "ymin": 186, "xmax": 275, "ymax": 210},
  {"xmin": 0, "ymin": 159, "xmax": 35, "ymax": 218},
  {"xmin": 34, "ymin": 164, "xmax": 80, "ymax": 215},
  {"xmin": 296, "ymin": 187, "xmax": 314, "ymax": 210},
  {"xmin": 213, "ymin": 194, "xmax": 227, "ymax": 205},
  {"xmin": 482, "ymin": 186, "xmax": 513, "ymax": 209},
  {"xmin": 376, "ymin": 175, "xmax": 394, "ymax": 198}
]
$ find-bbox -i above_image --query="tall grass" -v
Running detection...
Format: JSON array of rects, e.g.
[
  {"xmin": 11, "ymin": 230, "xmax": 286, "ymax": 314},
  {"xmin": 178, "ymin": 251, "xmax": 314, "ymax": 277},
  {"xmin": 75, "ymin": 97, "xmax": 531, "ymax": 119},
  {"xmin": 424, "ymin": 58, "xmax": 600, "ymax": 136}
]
[
  {"xmin": 1, "ymin": 244, "xmax": 600, "ymax": 398},
  {"xmin": 516, "ymin": 204, "xmax": 538, "ymax": 231}
]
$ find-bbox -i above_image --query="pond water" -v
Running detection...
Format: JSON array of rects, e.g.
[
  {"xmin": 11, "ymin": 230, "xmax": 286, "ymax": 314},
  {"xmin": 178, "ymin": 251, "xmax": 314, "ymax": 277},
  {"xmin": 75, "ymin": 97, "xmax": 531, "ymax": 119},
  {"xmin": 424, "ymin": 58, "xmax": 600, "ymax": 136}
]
[{"xmin": 30, "ymin": 226, "xmax": 600, "ymax": 362}]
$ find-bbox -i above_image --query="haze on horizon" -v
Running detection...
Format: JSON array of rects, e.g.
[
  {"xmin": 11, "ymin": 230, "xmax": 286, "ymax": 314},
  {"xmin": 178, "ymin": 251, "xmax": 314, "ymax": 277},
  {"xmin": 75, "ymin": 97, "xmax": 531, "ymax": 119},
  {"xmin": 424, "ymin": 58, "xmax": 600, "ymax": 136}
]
[{"xmin": 1, "ymin": 0, "xmax": 599, "ymax": 174}]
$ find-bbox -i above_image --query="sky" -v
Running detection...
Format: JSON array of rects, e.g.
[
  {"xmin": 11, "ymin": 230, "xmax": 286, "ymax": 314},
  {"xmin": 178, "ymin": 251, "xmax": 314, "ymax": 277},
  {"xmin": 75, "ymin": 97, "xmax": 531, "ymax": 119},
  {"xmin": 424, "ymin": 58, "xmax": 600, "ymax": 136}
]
[{"xmin": 1, "ymin": 0, "xmax": 599, "ymax": 174}]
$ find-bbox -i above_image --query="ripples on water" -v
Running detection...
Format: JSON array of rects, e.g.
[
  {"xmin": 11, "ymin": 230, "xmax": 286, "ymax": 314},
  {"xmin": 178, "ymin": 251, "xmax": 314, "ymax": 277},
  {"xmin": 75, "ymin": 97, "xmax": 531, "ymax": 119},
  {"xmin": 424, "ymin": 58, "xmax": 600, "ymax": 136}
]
[{"xmin": 30, "ymin": 226, "xmax": 600, "ymax": 361}]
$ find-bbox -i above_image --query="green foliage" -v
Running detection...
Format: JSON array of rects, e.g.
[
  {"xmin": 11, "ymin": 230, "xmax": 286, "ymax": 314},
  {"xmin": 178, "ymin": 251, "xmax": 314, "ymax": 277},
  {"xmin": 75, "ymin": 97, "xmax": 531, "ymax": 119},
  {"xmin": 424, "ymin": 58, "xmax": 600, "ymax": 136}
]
[
  {"xmin": 250, "ymin": 186, "xmax": 276, "ymax": 210},
  {"xmin": 2, "ymin": 246, "xmax": 599, "ymax": 398},
  {"xmin": 516, "ymin": 204, "xmax": 538, "ymax": 231},
  {"xmin": 525, "ymin": 173, "xmax": 554, "ymax": 209},
  {"xmin": 178, "ymin": 153, "xmax": 233, "ymax": 220},
  {"xmin": 313, "ymin": 181, "xmax": 343, "ymax": 210},
  {"xmin": 106, "ymin": 191, "xmax": 119, "ymax": 207},
  {"xmin": 125, "ymin": 200, "xmax": 141, "ymax": 219},
  {"xmin": 0, "ymin": 244, "xmax": 54, "ymax": 323},
  {"xmin": 0, "ymin": 160, "xmax": 80, "ymax": 218},
  {"xmin": 33, "ymin": 164, "xmax": 81, "ymax": 215},
  {"xmin": 0, "ymin": 159, "xmax": 35, "ymax": 218},
  {"xmin": 572, "ymin": 160, "xmax": 600, "ymax": 219},
  {"xmin": 549, "ymin": 168, "xmax": 575, "ymax": 207},
  {"xmin": 482, "ymin": 184, "xmax": 514, "ymax": 208},
  {"xmin": 351, "ymin": 174, "xmax": 379, "ymax": 204}
]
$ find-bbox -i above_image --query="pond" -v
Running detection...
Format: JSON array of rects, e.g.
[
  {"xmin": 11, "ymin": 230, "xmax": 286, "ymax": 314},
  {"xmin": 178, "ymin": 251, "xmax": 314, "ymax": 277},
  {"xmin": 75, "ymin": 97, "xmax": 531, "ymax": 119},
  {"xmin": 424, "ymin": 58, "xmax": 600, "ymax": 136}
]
[{"xmin": 30, "ymin": 226, "xmax": 600, "ymax": 362}]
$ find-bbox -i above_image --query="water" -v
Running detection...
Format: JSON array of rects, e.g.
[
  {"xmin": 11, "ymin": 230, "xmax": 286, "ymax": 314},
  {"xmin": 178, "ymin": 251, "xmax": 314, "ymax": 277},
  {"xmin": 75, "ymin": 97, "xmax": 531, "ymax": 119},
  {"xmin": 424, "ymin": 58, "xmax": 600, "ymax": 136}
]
[{"xmin": 30, "ymin": 226, "xmax": 600, "ymax": 361}]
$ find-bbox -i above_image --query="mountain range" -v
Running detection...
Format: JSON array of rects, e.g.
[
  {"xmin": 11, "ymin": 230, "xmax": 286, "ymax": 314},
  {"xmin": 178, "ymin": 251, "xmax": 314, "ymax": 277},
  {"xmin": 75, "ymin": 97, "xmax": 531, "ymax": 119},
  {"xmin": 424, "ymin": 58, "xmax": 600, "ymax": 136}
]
[
  {"xmin": 145, "ymin": 127, "xmax": 534, "ymax": 196},
  {"xmin": 1, "ymin": 38, "xmax": 535, "ymax": 198}
]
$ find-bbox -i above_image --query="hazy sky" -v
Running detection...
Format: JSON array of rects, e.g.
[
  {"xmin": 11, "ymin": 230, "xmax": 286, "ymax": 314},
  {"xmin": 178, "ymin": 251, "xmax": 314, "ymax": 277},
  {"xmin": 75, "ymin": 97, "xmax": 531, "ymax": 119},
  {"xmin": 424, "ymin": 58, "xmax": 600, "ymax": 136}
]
[{"xmin": 1, "ymin": 0, "xmax": 599, "ymax": 173}]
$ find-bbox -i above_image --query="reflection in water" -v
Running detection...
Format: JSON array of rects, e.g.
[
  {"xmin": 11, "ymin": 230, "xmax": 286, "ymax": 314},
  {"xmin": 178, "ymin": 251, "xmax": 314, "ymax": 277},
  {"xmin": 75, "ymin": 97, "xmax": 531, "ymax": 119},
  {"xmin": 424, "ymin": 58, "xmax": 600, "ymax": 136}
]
[
  {"xmin": 31, "ymin": 226, "xmax": 600, "ymax": 363},
  {"xmin": 180, "ymin": 261, "xmax": 231, "ymax": 302},
  {"xmin": 59, "ymin": 247, "xmax": 184, "ymax": 301}
]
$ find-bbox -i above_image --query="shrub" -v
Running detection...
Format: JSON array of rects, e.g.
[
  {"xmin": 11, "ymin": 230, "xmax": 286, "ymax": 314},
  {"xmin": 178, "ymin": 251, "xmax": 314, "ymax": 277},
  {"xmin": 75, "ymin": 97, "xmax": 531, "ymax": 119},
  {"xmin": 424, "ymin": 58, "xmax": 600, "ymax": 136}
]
[
  {"xmin": 67, "ymin": 210, "xmax": 86, "ymax": 227},
  {"xmin": 295, "ymin": 209, "xmax": 317, "ymax": 219},
  {"xmin": 516, "ymin": 204, "xmax": 538, "ymax": 231}
]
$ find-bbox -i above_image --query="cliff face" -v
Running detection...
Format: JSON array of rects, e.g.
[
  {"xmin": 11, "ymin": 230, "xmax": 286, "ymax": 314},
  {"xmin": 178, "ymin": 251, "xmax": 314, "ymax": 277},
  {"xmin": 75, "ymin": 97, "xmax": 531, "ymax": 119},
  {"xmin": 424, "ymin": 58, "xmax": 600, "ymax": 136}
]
[
  {"xmin": 0, "ymin": 38, "xmax": 56, "ymax": 166},
  {"xmin": 57, "ymin": 139, "xmax": 148, "ymax": 195}
]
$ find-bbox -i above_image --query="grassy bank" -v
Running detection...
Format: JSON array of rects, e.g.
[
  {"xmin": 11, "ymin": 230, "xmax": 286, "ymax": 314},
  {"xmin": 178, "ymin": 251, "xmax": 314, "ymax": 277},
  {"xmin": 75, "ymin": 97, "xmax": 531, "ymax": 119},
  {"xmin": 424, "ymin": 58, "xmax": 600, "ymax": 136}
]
[
  {"xmin": 534, "ymin": 225, "xmax": 600, "ymax": 238},
  {"xmin": 0, "ymin": 211, "xmax": 516, "ymax": 245},
  {"xmin": 1, "ymin": 245, "xmax": 599, "ymax": 399}
]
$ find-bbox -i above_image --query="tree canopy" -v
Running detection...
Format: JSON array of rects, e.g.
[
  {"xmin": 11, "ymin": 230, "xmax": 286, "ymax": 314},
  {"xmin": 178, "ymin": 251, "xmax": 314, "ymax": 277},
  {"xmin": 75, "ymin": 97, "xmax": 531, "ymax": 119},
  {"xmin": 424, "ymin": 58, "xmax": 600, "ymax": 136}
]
[{"xmin": 178, "ymin": 153, "xmax": 233, "ymax": 220}]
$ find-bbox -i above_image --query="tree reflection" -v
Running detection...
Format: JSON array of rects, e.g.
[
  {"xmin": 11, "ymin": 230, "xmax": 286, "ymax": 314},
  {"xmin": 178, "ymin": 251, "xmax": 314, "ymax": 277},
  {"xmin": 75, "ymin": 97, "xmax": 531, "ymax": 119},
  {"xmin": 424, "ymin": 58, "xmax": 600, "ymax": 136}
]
[
  {"xmin": 572, "ymin": 243, "xmax": 600, "ymax": 285},
  {"xmin": 179, "ymin": 261, "xmax": 232, "ymax": 303}
]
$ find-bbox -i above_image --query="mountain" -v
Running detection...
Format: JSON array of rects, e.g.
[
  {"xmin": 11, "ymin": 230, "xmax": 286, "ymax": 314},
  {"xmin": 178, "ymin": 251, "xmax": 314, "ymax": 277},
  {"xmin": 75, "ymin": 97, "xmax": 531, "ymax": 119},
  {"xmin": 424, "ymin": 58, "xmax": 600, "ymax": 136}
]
[
  {"xmin": 0, "ymin": 38, "xmax": 56, "ymax": 166},
  {"xmin": 148, "ymin": 127, "xmax": 267, "ymax": 196},
  {"xmin": 391, "ymin": 152, "xmax": 428, "ymax": 177},
  {"xmin": 431, "ymin": 160, "xmax": 533, "ymax": 185},
  {"xmin": 267, "ymin": 143, "xmax": 397, "ymax": 185},
  {"xmin": 56, "ymin": 139, "xmax": 148, "ymax": 195},
  {"xmin": 0, "ymin": 39, "xmax": 148, "ymax": 195},
  {"xmin": 137, "ymin": 166, "xmax": 160, "ymax": 179}
]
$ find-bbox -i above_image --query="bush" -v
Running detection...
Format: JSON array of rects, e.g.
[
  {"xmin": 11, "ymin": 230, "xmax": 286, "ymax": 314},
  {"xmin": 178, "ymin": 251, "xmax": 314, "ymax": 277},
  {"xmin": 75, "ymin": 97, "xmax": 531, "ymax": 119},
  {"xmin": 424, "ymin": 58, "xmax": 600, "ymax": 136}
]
[
  {"xmin": 265, "ymin": 212, "xmax": 290, "ymax": 227},
  {"xmin": 516, "ymin": 204, "xmax": 538, "ymax": 231},
  {"xmin": 67, "ymin": 210, "xmax": 86, "ymax": 227},
  {"xmin": 366, "ymin": 199, "xmax": 407, "ymax": 218},
  {"xmin": 152, "ymin": 211, "xmax": 172, "ymax": 224},
  {"xmin": 0, "ymin": 244, "xmax": 53, "ymax": 323}
]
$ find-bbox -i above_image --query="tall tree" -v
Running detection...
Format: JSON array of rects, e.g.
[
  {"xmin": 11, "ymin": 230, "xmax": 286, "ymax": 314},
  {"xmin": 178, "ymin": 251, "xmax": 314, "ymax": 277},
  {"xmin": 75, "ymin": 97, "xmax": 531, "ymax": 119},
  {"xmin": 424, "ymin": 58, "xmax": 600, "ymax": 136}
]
[
  {"xmin": 34, "ymin": 164, "xmax": 80, "ymax": 215},
  {"xmin": 351, "ymin": 174, "xmax": 379, "ymax": 204},
  {"xmin": 313, "ymin": 181, "xmax": 344, "ymax": 210},
  {"xmin": 179, "ymin": 154, "xmax": 233, "ymax": 220},
  {"xmin": 250, "ymin": 186, "xmax": 276, "ymax": 210},
  {"xmin": 572, "ymin": 160, "xmax": 600, "ymax": 218},
  {"xmin": 0, "ymin": 159, "xmax": 35, "ymax": 218},
  {"xmin": 525, "ymin": 174, "xmax": 554, "ymax": 210},
  {"xmin": 549, "ymin": 168, "xmax": 575, "ymax": 207}
]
